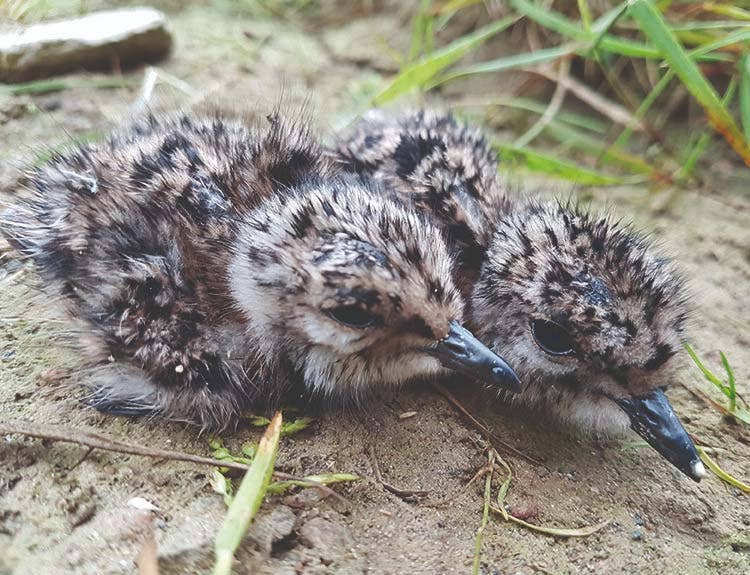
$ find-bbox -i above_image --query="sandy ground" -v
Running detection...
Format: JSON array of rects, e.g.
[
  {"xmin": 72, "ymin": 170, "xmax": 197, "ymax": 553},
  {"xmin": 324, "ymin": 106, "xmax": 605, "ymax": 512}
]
[{"xmin": 1, "ymin": 2, "xmax": 749, "ymax": 574}]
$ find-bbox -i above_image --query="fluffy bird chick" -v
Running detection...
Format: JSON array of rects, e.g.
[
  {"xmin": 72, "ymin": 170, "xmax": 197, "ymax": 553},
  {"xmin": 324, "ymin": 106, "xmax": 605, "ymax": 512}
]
[
  {"xmin": 331, "ymin": 109, "xmax": 704, "ymax": 481},
  {"xmin": 1, "ymin": 113, "xmax": 519, "ymax": 431},
  {"xmin": 472, "ymin": 202, "xmax": 704, "ymax": 481},
  {"xmin": 329, "ymin": 109, "xmax": 511, "ymax": 287}
]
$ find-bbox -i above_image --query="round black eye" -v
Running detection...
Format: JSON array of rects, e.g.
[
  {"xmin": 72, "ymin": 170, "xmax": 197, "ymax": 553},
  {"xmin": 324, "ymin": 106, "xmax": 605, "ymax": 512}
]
[
  {"xmin": 327, "ymin": 305, "xmax": 378, "ymax": 329},
  {"xmin": 531, "ymin": 319, "xmax": 576, "ymax": 356}
]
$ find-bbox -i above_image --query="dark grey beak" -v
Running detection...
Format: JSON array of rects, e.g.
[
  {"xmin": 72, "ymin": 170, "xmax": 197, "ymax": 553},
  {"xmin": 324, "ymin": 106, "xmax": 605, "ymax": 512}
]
[
  {"xmin": 615, "ymin": 388, "xmax": 705, "ymax": 482},
  {"xmin": 428, "ymin": 320, "xmax": 521, "ymax": 393}
]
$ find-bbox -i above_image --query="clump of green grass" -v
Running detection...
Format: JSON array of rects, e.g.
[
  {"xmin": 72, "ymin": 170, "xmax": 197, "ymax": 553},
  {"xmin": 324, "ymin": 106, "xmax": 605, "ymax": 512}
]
[
  {"xmin": 684, "ymin": 343, "xmax": 749, "ymax": 424},
  {"xmin": 376, "ymin": 0, "xmax": 750, "ymax": 186}
]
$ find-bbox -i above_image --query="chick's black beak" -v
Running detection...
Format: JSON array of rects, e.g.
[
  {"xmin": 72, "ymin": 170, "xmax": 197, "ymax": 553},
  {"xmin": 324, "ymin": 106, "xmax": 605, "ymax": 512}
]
[
  {"xmin": 428, "ymin": 320, "xmax": 521, "ymax": 393},
  {"xmin": 615, "ymin": 388, "xmax": 705, "ymax": 482}
]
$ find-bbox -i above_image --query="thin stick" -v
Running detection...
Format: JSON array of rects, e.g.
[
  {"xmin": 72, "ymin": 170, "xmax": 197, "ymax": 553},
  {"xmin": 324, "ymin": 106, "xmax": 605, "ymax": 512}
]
[
  {"xmin": 514, "ymin": 57, "xmax": 571, "ymax": 147},
  {"xmin": 431, "ymin": 383, "xmax": 541, "ymax": 465},
  {"xmin": 0, "ymin": 419, "xmax": 345, "ymax": 501},
  {"xmin": 367, "ymin": 445, "xmax": 429, "ymax": 500},
  {"xmin": 472, "ymin": 449, "xmax": 494, "ymax": 575},
  {"xmin": 1, "ymin": 419, "xmax": 253, "ymax": 472}
]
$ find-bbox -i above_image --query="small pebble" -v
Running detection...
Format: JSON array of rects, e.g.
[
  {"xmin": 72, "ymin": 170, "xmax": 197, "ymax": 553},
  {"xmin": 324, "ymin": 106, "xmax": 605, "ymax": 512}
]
[
  {"xmin": 632, "ymin": 528, "xmax": 644, "ymax": 540},
  {"xmin": 399, "ymin": 411, "xmax": 417, "ymax": 420},
  {"xmin": 127, "ymin": 497, "xmax": 159, "ymax": 512}
]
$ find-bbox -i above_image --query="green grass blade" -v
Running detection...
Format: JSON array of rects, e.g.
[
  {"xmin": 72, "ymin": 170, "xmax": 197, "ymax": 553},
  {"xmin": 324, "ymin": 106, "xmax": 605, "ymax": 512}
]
[
  {"xmin": 0, "ymin": 76, "xmax": 131, "ymax": 96},
  {"xmin": 702, "ymin": 4, "xmax": 750, "ymax": 21},
  {"xmin": 669, "ymin": 21, "xmax": 750, "ymax": 31},
  {"xmin": 544, "ymin": 121, "xmax": 655, "ymax": 175},
  {"xmin": 510, "ymin": 0, "xmax": 660, "ymax": 59},
  {"xmin": 687, "ymin": 29, "xmax": 750, "ymax": 60},
  {"xmin": 684, "ymin": 344, "xmax": 731, "ymax": 399},
  {"xmin": 434, "ymin": 0, "xmax": 482, "ymax": 15},
  {"xmin": 719, "ymin": 352, "xmax": 737, "ymax": 412},
  {"xmin": 374, "ymin": 15, "xmax": 519, "ymax": 104},
  {"xmin": 697, "ymin": 447, "xmax": 750, "ymax": 492},
  {"xmin": 679, "ymin": 78, "xmax": 737, "ymax": 180},
  {"xmin": 628, "ymin": 0, "xmax": 750, "ymax": 166},
  {"xmin": 510, "ymin": 0, "xmax": 582, "ymax": 37},
  {"xmin": 434, "ymin": 44, "xmax": 579, "ymax": 85},
  {"xmin": 740, "ymin": 54, "xmax": 750, "ymax": 143},
  {"xmin": 577, "ymin": 0, "xmax": 593, "ymax": 31},
  {"xmin": 409, "ymin": 0, "xmax": 434, "ymax": 61},
  {"xmin": 611, "ymin": 70, "xmax": 674, "ymax": 151},
  {"xmin": 591, "ymin": 3, "xmax": 629, "ymax": 35},
  {"xmin": 494, "ymin": 143, "xmax": 628, "ymax": 185},
  {"xmin": 213, "ymin": 412, "xmax": 282, "ymax": 575}
]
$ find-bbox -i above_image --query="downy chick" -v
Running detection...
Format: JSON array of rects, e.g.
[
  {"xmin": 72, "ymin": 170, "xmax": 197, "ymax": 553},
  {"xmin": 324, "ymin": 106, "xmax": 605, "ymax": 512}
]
[
  {"xmin": 0, "ymin": 112, "xmax": 520, "ymax": 431},
  {"xmin": 330, "ymin": 109, "xmax": 704, "ymax": 481}
]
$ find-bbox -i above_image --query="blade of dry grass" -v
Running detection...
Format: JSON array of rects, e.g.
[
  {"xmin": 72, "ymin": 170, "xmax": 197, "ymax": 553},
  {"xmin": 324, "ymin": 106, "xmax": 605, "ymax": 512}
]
[
  {"xmin": 472, "ymin": 449, "xmax": 494, "ymax": 575},
  {"xmin": 514, "ymin": 58, "xmax": 572, "ymax": 147},
  {"xmin": 528, "ymin": 66, "xmax": 647, "ymax": 131}
]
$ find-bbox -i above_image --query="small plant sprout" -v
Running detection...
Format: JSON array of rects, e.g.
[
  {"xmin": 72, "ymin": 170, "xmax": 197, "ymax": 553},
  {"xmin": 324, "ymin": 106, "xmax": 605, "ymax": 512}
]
[{"xmin": 684, "ymin": 343, "xmax": 749, "ymax": 425}]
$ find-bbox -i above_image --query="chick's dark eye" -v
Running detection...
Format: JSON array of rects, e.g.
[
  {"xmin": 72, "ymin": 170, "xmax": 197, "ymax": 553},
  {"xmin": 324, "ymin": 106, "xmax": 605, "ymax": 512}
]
[
  {"xmin": 531, "ymin": 319, "xmax": 576, "ymax": 356},
  {"xmin": 327, "ymin": 305, "xmax": 378, "ymax": 329}
]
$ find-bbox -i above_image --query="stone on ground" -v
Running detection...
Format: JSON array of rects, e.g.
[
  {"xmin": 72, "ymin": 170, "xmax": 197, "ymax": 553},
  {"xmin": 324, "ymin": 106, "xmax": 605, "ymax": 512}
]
[{"xmin": 0, "ymin": 7, "xmax": 172, "ymax": 82}]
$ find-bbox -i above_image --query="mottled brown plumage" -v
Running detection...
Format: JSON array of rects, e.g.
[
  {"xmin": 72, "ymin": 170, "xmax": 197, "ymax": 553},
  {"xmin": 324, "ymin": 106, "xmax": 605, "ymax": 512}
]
[
  {"xmin": 1, "ymin": 112, "xmax": 519, "ymax": 431},
  {"xmin": 329, "ymin": 109, "xmax": 512, "ymax": 289},
  {"xmin": 330, "ymin": 109, "xmax": 704, "ymax": 481}
]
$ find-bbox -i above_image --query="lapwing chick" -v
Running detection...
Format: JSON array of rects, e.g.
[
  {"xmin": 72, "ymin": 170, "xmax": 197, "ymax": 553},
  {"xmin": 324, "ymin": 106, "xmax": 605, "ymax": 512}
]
[
  {"xmin": 331, "ymin": 109, "xmax": 704, "ymax": 481},
  {"xmin": 0, "ymin": 112, "xmax": 520, "ymax": 431},
  {"xmin": 472, "ymin": 202, "xmax": 704, "ymax": 481}
]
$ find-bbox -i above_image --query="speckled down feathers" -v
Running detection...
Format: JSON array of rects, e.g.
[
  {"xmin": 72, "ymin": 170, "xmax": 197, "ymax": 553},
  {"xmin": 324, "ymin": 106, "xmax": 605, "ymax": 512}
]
[
  {"xmin": 472, "ymin": 200, "xmax": 690, "ymax": 433},
  {"xmin": 329, "ymin": 109, "xmax": 512, "ymax": 284},
  {"xmin": 0, "ymin": 112, "xmax": 467, "ymax": 430},
  {"xmin": 331, "ymin": 109, "xmax": 691, "ymax": 435}
]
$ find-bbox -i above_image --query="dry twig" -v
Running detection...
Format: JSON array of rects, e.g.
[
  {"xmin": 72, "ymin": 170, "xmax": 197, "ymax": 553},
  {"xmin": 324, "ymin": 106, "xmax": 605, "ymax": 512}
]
[
  {"xmin": 367, "ymin": 445, "xmax": 429, "ymax": 501},
  {"xmin": 431, "ymin": 382, "xmax": 541, "ymax": 465},
  {"xmin": 0, "ymin": 419, "xmax": 347, "ymax": 502}
]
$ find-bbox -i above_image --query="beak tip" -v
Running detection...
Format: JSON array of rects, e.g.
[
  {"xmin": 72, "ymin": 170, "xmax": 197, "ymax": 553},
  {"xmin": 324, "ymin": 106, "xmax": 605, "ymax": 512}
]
[
  {"xmin": 492, "ymin": 365, "xmax": 522, "ymax": 393},
  {"xmin": 690, "ymin": 459, "xmax": 706, "ymax": 482}
]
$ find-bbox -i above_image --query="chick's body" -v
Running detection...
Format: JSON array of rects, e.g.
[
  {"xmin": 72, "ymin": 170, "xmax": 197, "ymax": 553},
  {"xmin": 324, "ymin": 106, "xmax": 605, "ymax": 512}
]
[
  {"xmin": 3, "ymin": 114, "xmax": 330, "ymax": 427},
  {"xmin": 2, "ymin": 112, "xmax": 519, "ymax": 430}
]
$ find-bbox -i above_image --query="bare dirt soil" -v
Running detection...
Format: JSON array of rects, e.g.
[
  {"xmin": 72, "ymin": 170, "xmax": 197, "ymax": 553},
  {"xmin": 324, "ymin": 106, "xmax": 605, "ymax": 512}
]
[{"xmin": 1, "ymin": 2, "xmax": 749, "ymax": 574}]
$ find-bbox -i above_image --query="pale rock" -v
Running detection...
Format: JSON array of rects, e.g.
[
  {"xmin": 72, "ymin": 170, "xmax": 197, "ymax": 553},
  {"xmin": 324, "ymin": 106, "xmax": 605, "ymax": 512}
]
[{"xmin": 0, "ymin": 7, "xmax": 172, "ymax": 82}]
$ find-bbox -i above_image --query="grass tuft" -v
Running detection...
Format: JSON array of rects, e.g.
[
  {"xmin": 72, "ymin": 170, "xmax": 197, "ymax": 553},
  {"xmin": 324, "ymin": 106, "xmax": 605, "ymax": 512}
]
[
  {"xmin": 685, "ymin": 343, "xmax": 749, "ymax": 424},
  {"xmin": 376, "ymin": 0, "xmax": 750, "ymax": 185}
]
